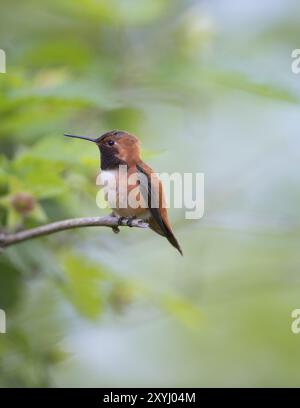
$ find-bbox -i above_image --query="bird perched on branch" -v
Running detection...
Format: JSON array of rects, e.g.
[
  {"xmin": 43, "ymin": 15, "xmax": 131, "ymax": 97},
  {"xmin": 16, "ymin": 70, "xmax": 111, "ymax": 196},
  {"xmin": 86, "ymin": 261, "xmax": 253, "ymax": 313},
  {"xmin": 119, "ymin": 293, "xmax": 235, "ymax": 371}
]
[{"xmin": 64, "ymin": 130, "xmax": 182, "ymax": 255}]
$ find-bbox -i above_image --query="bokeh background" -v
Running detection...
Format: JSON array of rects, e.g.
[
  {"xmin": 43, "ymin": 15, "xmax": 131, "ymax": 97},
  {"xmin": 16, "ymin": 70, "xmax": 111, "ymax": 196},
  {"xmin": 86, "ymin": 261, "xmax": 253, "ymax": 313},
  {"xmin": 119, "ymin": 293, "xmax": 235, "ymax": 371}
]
[{"xmin": 0, "ymin": 0, "xmax": 299, "ymax": 387}]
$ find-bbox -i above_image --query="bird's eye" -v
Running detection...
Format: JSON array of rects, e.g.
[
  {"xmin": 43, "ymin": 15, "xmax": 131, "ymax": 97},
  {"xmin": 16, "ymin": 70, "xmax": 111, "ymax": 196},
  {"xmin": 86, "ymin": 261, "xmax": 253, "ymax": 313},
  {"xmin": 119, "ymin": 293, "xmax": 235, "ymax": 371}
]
[{"xmin": 107, "ymin": 140, "xmax": 115, "ymax": 146}]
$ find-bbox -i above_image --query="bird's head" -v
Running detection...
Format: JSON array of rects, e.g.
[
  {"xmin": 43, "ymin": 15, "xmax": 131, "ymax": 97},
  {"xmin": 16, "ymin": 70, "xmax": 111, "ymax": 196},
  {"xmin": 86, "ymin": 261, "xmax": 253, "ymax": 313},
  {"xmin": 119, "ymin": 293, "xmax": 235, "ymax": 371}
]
[{"xmin": 64, "ymin": 130, "xmax": 141, "ymax": 170}]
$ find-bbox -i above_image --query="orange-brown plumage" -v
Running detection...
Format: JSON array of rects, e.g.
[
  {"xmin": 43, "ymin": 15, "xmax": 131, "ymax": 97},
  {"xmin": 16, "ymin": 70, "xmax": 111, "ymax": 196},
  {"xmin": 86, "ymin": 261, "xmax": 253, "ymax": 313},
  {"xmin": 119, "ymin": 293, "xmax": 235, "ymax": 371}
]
[{"xmin": 64, "ymin": 130, "xmax": 183, "ymax": 255}]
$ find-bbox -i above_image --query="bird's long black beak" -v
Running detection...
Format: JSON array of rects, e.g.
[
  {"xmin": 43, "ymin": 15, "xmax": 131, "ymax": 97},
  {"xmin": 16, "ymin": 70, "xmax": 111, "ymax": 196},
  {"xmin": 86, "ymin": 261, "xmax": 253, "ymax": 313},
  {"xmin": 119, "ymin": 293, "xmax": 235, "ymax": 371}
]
[{"xmin": 64, "ymin": 134, "xmax": 97, "ymax": 143}]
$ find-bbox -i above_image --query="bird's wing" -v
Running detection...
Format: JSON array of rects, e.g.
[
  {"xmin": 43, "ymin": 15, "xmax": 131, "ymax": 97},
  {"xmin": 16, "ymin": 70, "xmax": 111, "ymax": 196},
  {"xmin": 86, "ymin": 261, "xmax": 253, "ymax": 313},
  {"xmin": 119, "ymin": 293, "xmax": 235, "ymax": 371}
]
[{"xmin": 136, "ymin": 162, "xmax": 183, "ymax": 255}]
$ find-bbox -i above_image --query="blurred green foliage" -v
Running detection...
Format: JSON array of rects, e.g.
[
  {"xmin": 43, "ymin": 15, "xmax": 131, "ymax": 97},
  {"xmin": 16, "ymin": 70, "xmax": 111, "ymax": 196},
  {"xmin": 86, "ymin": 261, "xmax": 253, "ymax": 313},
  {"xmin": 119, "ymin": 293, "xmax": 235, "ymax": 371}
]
[{"xmin": 0, "ymin": 0, "xmax": 299, "ymax": 387}]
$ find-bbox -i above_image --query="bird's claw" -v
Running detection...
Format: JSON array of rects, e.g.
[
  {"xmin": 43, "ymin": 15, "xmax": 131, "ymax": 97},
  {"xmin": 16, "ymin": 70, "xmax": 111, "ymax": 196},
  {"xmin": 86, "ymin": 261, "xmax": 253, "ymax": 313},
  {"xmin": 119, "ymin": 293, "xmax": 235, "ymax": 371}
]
[
  {"xmin": 127, "ymin": 216, "xmax": 137, "ymax": 227},
  {"xmin": 113, "ymin": 216, "xmax": 137, "ymax": 231},
  {"xmin": 127, "ymin": 218, "xmax": 133, "ymax": 227},
  {"xmin": 117, "ymin": 216, "xmax": 126, "ymax": 226}
]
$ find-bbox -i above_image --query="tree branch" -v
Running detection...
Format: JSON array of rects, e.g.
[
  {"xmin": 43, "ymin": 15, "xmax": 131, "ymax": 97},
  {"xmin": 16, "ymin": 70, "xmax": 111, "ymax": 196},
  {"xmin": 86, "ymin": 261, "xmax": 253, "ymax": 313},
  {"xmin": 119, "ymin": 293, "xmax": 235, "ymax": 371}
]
[{"xmin": 0, "ymin": 216, "xmax": 148, "ymax": 249}]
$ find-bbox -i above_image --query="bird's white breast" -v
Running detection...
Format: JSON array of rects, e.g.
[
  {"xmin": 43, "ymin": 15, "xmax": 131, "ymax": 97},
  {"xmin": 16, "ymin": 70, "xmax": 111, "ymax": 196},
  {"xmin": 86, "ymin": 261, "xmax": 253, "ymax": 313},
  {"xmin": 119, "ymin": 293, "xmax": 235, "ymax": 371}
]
[
  {"xmin": 98, "ymin": 170, "xmax": 118, "ymax": 209},
  {"xmin": 98, "ymin": 169, "xmax": 150, "ymax": 219}
]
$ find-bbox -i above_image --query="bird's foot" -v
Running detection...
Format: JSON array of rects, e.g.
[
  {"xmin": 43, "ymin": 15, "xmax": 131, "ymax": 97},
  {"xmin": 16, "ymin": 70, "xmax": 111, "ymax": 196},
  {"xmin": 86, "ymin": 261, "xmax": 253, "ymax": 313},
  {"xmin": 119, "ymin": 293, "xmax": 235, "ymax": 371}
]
[
  {"xmin": 117, "ymin": 216, "xmax": 127, "ymax": 226},
  {"xmin": 113, "ymin": 216, "xmax": 137, "ymax": 231},
  {"xmin": 126, "ymin": 216, "xmax": 137, "ymax": 228}
]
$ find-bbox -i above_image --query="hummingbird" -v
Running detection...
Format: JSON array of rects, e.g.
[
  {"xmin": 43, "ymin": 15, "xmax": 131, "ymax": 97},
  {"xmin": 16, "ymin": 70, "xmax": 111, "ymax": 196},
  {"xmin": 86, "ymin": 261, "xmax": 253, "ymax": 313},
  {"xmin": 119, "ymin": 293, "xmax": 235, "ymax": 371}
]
[{"xmin": 64, "ymin": 130, "xmax": 183, "ymax": 255}]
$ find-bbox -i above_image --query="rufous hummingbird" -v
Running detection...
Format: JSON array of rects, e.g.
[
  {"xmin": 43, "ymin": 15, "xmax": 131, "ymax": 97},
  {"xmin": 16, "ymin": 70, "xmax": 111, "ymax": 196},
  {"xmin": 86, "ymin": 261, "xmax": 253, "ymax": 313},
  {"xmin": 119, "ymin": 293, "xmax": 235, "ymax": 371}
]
[{"xmin": 64, "ymin": 130, "xmax": 183, "ymax": 255}]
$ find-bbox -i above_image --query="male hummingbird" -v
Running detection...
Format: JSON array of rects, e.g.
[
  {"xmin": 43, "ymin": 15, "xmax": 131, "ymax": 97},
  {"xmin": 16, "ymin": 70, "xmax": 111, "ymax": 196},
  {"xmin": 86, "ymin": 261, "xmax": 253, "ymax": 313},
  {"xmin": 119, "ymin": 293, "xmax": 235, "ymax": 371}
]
[{"xmin": 64, "ymin": 130, "xmax": 183, "ymax": 255}]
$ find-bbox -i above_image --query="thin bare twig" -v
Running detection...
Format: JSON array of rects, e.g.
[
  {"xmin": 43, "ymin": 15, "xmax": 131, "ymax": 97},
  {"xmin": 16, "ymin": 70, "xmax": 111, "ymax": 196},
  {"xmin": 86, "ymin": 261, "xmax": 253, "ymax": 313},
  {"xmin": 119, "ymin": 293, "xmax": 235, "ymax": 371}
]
[{"xmin": 0, "ymin": 216, "xmax": 148, "ymax": 249}]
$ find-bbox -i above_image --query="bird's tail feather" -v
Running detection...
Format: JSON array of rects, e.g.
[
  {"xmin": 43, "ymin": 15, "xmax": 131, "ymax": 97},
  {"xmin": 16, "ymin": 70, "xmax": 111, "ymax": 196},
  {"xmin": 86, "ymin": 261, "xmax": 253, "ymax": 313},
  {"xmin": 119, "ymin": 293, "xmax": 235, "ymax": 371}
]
[
  {"xmin": 149, "ymin": 219, "xmax": 183, "ymax": 256},
  {"xmin": 165, "ymin": 228, "xmax": 183, "ymax": 256}
]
